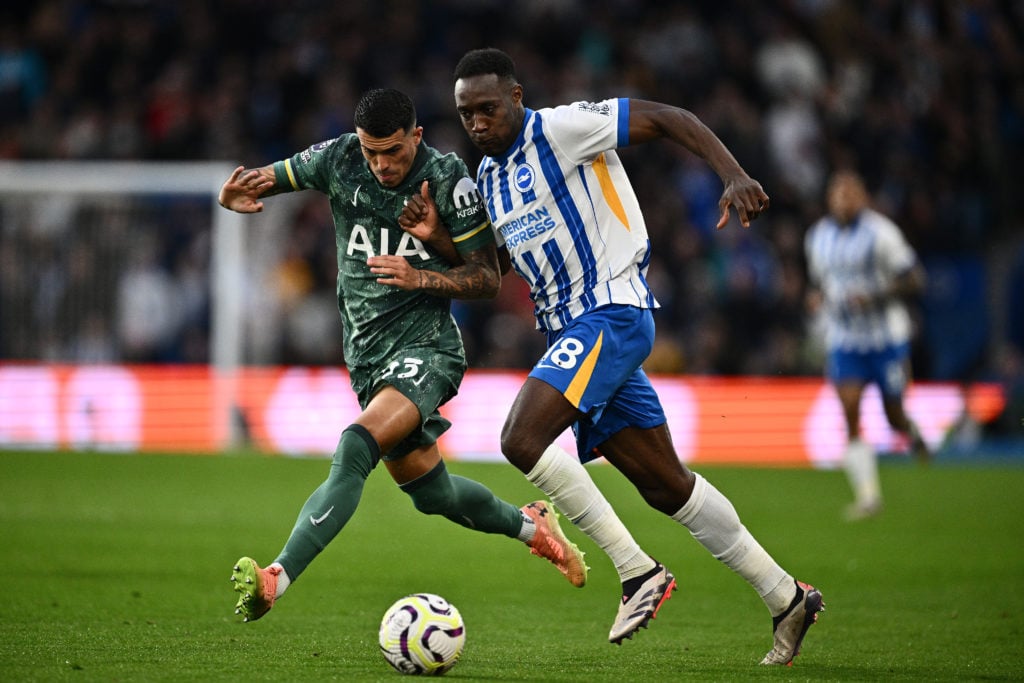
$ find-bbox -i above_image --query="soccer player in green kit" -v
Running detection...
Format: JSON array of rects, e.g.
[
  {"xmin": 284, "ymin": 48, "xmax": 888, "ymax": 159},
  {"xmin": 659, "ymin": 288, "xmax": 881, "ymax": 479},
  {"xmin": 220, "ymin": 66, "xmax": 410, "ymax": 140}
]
[{"xmin": 218, "ymin": 88, "xmax": 586, "ymax": 622}]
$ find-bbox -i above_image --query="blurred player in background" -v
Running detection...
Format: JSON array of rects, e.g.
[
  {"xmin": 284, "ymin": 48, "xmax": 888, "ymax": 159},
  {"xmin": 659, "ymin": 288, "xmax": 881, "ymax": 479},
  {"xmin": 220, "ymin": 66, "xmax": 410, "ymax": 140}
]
[
  {"xmin": 218, "ymin": 88, "xmax": 586, "ymax": 623},
  {"xmin": 805, "ymin": 169, "xmax": 931, "ymax": 521},
  {"xmin": 402, "ymin": 47, "xmax": 823, "ymax": 664}
]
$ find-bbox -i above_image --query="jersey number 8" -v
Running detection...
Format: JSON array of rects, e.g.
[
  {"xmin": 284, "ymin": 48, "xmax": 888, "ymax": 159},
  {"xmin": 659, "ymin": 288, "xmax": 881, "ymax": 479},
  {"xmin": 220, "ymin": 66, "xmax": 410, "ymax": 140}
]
[{"xmin": 542, "ymin": 337, "xmax": 585, "ymax": 370}]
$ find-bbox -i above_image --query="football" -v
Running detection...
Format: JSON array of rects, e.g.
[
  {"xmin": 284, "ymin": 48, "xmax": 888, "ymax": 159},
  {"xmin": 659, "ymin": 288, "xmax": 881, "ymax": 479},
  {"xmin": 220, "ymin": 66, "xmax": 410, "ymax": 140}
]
[{"xmin": 378, "ymin": 593, "xmax": 466, "ymax": 675}]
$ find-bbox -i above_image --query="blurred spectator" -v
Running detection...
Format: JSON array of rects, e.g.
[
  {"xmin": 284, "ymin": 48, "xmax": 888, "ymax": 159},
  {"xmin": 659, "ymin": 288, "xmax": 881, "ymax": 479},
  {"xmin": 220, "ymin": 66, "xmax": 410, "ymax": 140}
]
[
  {"xmin": 987, "ymin": 241, "xmax": 1024, "ymax": 437},
  {"xmin": 0, "ymin": 20, "xmax": 47, "ymax": 125},
  {"xmin": 116, "ymin": 236, "xmax": 180, "ymax": 363}
]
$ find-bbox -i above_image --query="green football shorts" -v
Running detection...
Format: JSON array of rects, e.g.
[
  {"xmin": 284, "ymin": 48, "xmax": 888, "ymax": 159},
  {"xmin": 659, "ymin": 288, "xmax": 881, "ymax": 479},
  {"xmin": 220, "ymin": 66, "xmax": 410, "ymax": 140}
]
[{"xmin": 349, "ymin": 343, "xmax": 467, "ymax": 460}]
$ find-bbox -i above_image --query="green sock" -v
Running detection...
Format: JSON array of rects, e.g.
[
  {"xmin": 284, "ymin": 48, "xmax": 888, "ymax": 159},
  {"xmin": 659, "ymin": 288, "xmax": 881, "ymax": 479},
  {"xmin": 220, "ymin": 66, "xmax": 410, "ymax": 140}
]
[
  {"xmin": 274, "ymin": 425, "xmax": 379, "ymax": 581},
  {"xmin": 401, "ymin": 461, "xmax": 522, "ymax": 537}
]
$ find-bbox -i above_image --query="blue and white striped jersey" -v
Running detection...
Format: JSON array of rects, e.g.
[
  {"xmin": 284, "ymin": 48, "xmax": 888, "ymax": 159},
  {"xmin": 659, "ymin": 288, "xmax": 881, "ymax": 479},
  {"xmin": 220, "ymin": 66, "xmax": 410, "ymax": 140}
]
[
  {"xmin": 474, "ymin": 98, "xmax": 658, "ymax": 332},
  {"xmin": 805, "ymin": 208, "xmax": 917, "ymax": 352}
]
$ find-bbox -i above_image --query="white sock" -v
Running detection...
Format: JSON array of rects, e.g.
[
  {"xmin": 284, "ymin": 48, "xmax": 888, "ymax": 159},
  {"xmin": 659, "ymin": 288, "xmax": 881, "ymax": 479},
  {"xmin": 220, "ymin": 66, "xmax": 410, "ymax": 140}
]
[
  {"xmin": 269, "ymin": 562, "xmax": 291, "ymax": 598},
  {"xmin": 673, "ymin": 473, "xmax": 794, "ymax": 615},
  {"xmin": 517, "ymin": 512, "xmax": 536, "ymax": 543},
  {"xmin": 526, "ymin": 444, "xmax": 654, "ymax": 581},
  {"xmin": 844, "ymin": 438, "xmax": 881, "ymax": 507}
]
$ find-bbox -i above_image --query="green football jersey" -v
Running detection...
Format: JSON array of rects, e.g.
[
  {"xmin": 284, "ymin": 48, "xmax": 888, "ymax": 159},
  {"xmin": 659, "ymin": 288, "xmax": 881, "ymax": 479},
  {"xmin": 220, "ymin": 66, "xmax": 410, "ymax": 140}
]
[{"xmin": 272, "ymin": 135, "xmax": 494, "ymax": 371}]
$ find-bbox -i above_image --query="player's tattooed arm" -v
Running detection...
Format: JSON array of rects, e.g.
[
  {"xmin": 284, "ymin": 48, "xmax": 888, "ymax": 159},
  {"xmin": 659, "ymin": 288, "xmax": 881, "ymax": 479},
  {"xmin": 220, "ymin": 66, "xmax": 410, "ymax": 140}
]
[
  {"xmin": 419, "ymin": 244, "xmax": 500, "ymax": 299},
  {"xmin": 368, "ymin": 244, "xmax": 500, "ymax": 300}
]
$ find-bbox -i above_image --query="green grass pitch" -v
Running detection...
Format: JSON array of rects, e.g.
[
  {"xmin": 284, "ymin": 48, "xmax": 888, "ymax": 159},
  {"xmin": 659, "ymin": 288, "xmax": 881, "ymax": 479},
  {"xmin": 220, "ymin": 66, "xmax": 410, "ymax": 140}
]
[{"xmin": 1, "ymin": 450, "xmax": 1022, "ymax": 681}]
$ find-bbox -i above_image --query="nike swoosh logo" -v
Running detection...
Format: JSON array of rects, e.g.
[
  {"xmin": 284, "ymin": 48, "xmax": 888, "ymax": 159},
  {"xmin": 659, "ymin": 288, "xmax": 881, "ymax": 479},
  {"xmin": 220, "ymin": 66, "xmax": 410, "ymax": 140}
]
[
  {"xmin": 351, "ymin": 186, "xmax": 361, "ymax": 206},
  {"xmin": 310, "ymin": 506, "xmax": 335, "ymax": 526}
]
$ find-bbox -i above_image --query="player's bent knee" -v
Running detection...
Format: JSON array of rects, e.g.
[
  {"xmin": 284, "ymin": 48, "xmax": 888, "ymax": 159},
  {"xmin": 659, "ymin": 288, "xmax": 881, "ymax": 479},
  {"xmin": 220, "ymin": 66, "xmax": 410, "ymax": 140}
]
[
  {"xmin": 641, "ymin": 465, "xmax": 694, "ymax": 513},
  {"xmin": 400, "ymin": 461, "xmax": 455, "ymax": 516},
  {"xmin": 407, "ymin": 490, "xmax": 453, "ymax": 516},
  {"xmin": 640, "ymin": 486, "xmax": 690, "ymax": 515},
  {"xmin": 499, "ymin": 432, "xmax": 545, "ymax": 473}
]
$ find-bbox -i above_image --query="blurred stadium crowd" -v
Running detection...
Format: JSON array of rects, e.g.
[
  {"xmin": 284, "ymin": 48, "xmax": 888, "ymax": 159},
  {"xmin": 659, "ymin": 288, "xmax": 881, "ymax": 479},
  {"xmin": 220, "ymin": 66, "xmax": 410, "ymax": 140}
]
[{"xmin": 1, "ymin": 1, "xmax": 1023, "ymax": 434}]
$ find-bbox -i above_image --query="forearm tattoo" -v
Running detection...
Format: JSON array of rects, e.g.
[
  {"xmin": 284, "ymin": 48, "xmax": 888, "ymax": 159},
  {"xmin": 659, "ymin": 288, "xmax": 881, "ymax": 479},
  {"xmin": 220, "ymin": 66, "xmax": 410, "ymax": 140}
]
[{"xmin": 418, "ymin": 249, "xmax": 499, "ymax": 299}]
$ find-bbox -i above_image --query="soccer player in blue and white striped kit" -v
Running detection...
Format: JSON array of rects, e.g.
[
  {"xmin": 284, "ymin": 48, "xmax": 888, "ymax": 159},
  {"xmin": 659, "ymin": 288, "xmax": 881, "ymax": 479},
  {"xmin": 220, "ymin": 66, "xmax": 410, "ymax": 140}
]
[
  {"xmin": 402, "ymin": 48, "xmax": 823, "ymax": 665},
  {"xmin": 805, "ymin": 170, "xmax": 930, "ymax": 520}
]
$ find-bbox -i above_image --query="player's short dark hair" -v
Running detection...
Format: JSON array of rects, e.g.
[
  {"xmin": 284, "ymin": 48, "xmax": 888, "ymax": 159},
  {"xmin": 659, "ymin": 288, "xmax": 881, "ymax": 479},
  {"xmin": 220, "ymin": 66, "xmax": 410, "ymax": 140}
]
[
  {"xmin": 354, "ymin": 88, "xmax": 416, "ymax": 138},
  {"xmin": 454, "ymin": 48, "xmax": 518, "ymax": 85}
]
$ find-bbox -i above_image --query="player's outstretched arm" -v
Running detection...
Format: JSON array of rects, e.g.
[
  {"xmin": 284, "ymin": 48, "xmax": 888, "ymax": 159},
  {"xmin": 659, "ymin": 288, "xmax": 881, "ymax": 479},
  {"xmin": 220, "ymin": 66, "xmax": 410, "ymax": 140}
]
[
  {"xmin": 627, "ymin": 100, "xmax": 769, "ymax": 229},
  {"xmin": 218, "ymin": 165, "xmax": 278, "ymax": 213}
]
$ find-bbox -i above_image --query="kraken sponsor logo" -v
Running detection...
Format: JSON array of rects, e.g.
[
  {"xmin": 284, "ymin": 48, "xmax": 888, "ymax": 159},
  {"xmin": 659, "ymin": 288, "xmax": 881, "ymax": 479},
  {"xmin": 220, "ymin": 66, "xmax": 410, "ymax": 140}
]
[
  {"xmin": 453, "ymin": 176, "xmax": 484, "ymax": 218},
  {"xmin": 452, "ymin": 176, "xmax": 482, "ymax": 209}
]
